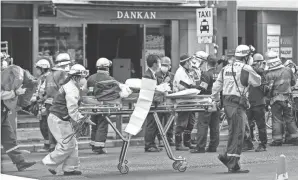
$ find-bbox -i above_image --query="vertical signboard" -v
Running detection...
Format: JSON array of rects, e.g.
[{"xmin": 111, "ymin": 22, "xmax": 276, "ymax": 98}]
[
  {"xmin": 196, "ymin": 8, "xmax": 213, "ymax": 43},
  {"xmin": 280, "ymin": 36, "xmax": 293, "ymax": 60}
]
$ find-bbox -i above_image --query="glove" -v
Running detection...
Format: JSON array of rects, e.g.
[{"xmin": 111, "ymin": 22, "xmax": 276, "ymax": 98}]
[
  {"xmin": 82, "ymin": 116, "xmax": 96, "ymax": 126},
  {"xmin": 15, "ymin": 85, "xmax": 27, "ymax": 96},
  {"xmin": 191, "ymin": 129, "xmax": 198, "ymax": 141},
  {"xmin": 30, "ymin": 96, "xmax": 37, "ymax": 102},
  {"xmin": 164, "ymin": 76, "xmax": 171, "ymax": 83}
]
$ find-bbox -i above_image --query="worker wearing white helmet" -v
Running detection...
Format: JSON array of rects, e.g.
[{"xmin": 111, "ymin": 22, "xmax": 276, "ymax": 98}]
[
  {"xmin": 53, "ymin": 53, "xmax": 71, "ymax": 71},
  {"xmin": 30, "ymin": 58, "xmax": 52, "ymax": 152},
  {"xmin": 43, "ymin": 54, "xmax": 71, "ymax": 151},
  {"xmin": 264, "ymin": 51, "xmax": 298, "ymax": 147},
  {"xmin": 243, "ymin": 53, "xmax": 269, "ymax": 153},
  {"xmin": 211, "ymin": 44, "xmax": 261, "ymax": 173},
  {"xmin": 87, "ymin": 57, "xmax": 114, "ymax": 154},
  {"xmin": 42, "ymin": 64, "xmax": 94, "ymax": 176}
]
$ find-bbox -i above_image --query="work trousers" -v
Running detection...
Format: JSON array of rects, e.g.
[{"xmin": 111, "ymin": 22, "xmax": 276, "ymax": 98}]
[
  {"xmin": 293, "ymin": 98, "xmax": 298, "ymax": 127},
  {"xmin": 42, "ymin": 113, "xmax": 80, "ymax": 172},
  {"xmin": 195, "ymin": 111, "xmax": 220, "ymax": 150},
  {"xmin": 45, "ymin": 104, "xmax": 56, "ymax": 149},
  {"xmin": 1, "ymin": 105, "xmax": 25, "ymax": 164},
  {"xmin": 220, "ymin": 96, "xmax": 246, "ymax": 170},
  {"xmin": 246, "ymin": 105, "xmax": 267, "ymax": 145},
  {"xmin": 144, "ymin": 113, "xmax": 159, "ymax": 149},
  {"xmin": 90, "ymin": 115, "xmax": 109, "ymax": 147},
  {"xmin": 175, "ymin": 112, "xmax": 195, "ymax": 146},
  {"xmin": 156, "ymin": 113, "xmax": 174, "ymax": 141},
  {"xmin": 271, "ymin": 101, "xmax": 298, "ymax": 142}
]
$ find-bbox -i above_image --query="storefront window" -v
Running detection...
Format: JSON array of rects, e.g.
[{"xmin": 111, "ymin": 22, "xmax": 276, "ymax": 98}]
[{"xmin": 39, "ymin": 24, "xmax": 84, "ymax": 65}]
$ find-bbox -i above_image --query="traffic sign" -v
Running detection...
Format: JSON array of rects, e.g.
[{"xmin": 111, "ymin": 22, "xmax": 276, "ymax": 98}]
[
  {"xmin": 198, "ymin": 36, "xmax": 212, "ymax": 44},
  {"xmin": 196, "ymin": 8, "xmax": 213, "ymax": 37}
]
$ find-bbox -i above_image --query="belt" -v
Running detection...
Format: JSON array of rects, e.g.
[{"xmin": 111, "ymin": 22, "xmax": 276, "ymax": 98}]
[
  {"xmin": 223, "ymin": 95, "xmax": 241, "ymax": 104},
  {"xmin": 51, "ymin": 112, "xmax": 71, "ymax": 121}
]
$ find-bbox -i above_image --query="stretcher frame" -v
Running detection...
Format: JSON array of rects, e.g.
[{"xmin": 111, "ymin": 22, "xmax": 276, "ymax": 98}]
[{"xmin": 79, "ymin": 95, "xmax": 215, "ymax": 174}]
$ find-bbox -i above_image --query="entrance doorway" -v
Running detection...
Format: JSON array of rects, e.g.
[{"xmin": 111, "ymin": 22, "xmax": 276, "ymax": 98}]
[
  {"xmin": 86, "ymin": 24, "xmax": 143, "ymax": 82},
  {"xmin": 1, "ymin": 27, "xmax": 32, "ymax": 71}
]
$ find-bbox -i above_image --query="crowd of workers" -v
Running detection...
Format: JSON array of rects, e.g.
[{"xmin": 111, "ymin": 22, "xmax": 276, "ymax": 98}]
[{"xmin": 1, "ymin": 43, "xmax": 298, "ymax": 175}]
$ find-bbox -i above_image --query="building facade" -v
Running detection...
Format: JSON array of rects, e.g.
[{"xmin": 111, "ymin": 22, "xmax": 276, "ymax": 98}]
[{"xmin": 1, "ymin": 0, "xmax": 298, "ymax": 81}]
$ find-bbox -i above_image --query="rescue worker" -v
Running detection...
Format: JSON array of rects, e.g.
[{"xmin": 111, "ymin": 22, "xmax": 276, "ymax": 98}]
[
  {"xmin": 212, "ymin": 45, "xmax": 261, "ymax": 173},
  {"xmin": 155, "ymin": 56, "xmax": 175, "ymax": 147},
  {"xmin": 244, "ymin": 53, "xmax": 269, "ymax": 152},
  {"xmin": 31, "ymin": 59, "xmax": 51, "ymax": 152},
  {"xmin": 1, "ymin": 53, "xmax": 37, "ymax": 171},
  {"xmin": 283, "ymin": 59, "xmax": 298, "ymax": 144},
  {"xmin": 44, "ymin": 53, "xmax": 71, "ymax": 152},
  {"xmin": 42, "ymin": 64, "xmax": 95, "ymax": 176},
  {"xmin": 143, "ymin": 54, "xmax": 162, "ymax": 152},
  {"xmin": 87, "ymin": 57, "xmax": 113, "ymax": 154},
  {"xmin": 191, "ymin": 54, "xmax": 220, "ymax": 153},
  {"xmin": 265, "ymin": 51, "xmax": 298, "ymax": 146},
  {"xmin": 173, "ymin": 54, "xmax": 196, "ymax": 151}
]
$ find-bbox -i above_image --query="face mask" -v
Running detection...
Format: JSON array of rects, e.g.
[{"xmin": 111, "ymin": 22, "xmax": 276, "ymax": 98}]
[
  {"xmin": 64, "ymin": 65, "xmax": 70, "ymax": 71},
  {"xmin": 160, "ymin": 66, "xmax": 169, "ymax": 73},
  {"xmin": 292, "ymin": 68, "xmax": 296, "ymax": 74},
  {"xmin": 247, "ymin": 56, "xmax": 254, "ymax": 66}
]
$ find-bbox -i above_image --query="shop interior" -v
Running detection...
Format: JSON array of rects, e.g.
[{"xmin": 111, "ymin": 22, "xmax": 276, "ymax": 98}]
[{"xmin": 86, "ymin": 24, "xmax": 171, "ymax": 83}]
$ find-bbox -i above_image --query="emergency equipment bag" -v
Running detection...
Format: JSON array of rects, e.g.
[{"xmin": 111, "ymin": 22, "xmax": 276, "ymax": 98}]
[{"xmin": 232, "ymin": 64, "xmax": 250, "ymax": 109}]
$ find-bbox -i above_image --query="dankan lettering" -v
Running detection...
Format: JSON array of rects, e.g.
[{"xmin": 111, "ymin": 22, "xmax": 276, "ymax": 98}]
[{"xmin": 117, "ymin": 11, "xmax": 156, "ymax": 19}]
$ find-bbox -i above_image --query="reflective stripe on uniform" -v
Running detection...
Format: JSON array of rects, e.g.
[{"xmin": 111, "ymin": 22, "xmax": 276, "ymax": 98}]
[
  {"xmin": 227, "ymin": 153, "xmax": 241, "ymax": 157},
  {"xmin": 93, "ymin": 142, "xmax": 105, "ymax": 147},
  {"xmin": 6, "ymin": 145, "xmax": 19, "ymax": 153}
]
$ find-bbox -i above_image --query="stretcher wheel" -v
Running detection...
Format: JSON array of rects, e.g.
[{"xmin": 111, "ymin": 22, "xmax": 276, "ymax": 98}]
[
  {"xmin": 119, "ymin": 165, "xmax": 129, "ymax": 174},
  {"xmin": 117, "ymin": 163, "xmax": 121, "ymax": 170},
  {"xmin": 177, "ymin": 162, "xmax": 187, "ymax": 172},
  {"xmin": 124, "ymin": 160, "xmax": 128, "ymax": 164},
  {"xmin": 172, "ymin": 161, "xmax": 179, "ymax": 170}
]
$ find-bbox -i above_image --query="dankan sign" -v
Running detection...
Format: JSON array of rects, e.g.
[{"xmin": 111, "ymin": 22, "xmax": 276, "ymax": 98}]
[{"xmin": 117, "ymin": 11, "xmax": 157, "ymax": 19}]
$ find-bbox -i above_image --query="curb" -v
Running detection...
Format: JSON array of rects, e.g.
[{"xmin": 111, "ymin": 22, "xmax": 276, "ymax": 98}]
[{"xmin": 1, "ymin": 134, "xmax": 230, "ymax": 153}]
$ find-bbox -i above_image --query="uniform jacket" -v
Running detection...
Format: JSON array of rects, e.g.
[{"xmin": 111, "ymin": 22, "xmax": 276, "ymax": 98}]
[
  {"xmin": 155, "ymin": 70, "xmax": 173, "ymax": 87},
  {"xmin": 50, "ymin": 79, "xmax": 84, "ymax": 122},
  {"xmin": 173, "ymin": 66, "xmax": 195, "ymax": 93},
  {"xmin": 200, "ymin": 67, "xmax": 217, "ymax": 95},
  {"xmin": 265, "ymin": 66, "xmax": 296, "ymax": 104},
  {"xmin": 87, "ymin": 71, "xmax": 115, "ymax": 95},
  {"xmin": 292, "ymin": 74, "xmax": 298, "ymax": 98},
  {"xmin": 32, "ymin": 72, "xmax": 50, "ymax": 101},
  {"xmin": 44, "ymin": 70, "xmax": 68, "ymax": 105},
  {"xmin": 248, "ymin": 66, "xmax": 267, "ymax": 106},
  {"xmin": 212, "ymin": 60, "xmax": 261, "ymax": 101}
]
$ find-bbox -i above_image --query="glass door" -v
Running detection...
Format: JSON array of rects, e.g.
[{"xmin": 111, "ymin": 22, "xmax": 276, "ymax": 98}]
[{"xmin": 142, "ymin": 24, "xmax": 171, "ymax": 75}]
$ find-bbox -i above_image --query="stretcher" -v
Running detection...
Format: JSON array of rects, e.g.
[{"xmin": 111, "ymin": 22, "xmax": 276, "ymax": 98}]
[{"xmin": 79, "ymin": 94, "xmax": 215, "ymax": 174}]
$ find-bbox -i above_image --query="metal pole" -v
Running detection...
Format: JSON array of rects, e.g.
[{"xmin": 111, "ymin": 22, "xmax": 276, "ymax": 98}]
[{"xmin": 227, "ymin": 1, "xmax": 238, "ymax": 50}]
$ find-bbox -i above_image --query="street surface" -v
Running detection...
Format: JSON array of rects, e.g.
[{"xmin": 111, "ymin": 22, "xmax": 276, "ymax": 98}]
[{"xmin": 1, "ymin": 144, "xmax": 298, "ymax": 180}]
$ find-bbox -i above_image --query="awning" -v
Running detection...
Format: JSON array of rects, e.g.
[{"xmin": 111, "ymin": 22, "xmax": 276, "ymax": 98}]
[{"xmin": 51, "ymin": 0, "xmax": 188, "ymax": 5}]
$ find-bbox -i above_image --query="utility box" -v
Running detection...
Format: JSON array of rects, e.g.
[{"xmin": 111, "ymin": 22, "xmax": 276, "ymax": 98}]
[{"xmin": 112, "ymin": 58, "xmax": 131, "ymax": 83}]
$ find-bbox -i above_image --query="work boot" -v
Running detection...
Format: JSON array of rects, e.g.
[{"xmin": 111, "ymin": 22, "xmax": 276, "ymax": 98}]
[
  {"xmin": 255, "ymin": 144, "xmax": 267, "ymax": 152},
  {"xmin": 242, "ymin": 140, "xmax": 254, "ymax": 151},
  {"xmin": 16, "ymin": 161, "xmax": 36, "ymax": 171},
  {"xmin": 190, "ymin": 148, "xmax": 205, "ymax": 153},
  {"xmin": 167, "ymin": 137, "xmax": 175, "ymax": 147},
  {"xmin": 175, "ymin": 134, "xmax": 189, "ymax": 151},
  {"xmin": 37, "ymin": 144, "xmax": 50, "ymax": 153},
  {"xmin": 93, "ymin": 147, "xmax": 107, "ymax": 154},
  {"xmin": 158, "ymin": 140, "xmax": 165, "ymax": 147},
  {"xmin": 64, "ymin": 170, "xmax": 82, "ymax": 176},
  {"xmin": 183, "ymin": 132, "xmax": 196, "ymax": 149},
  {"xmin": 291, "ymin": 138, "xmax": 298, "ymax": 146},
  {"xmin": 269, "ymin": 140, "xmax": 283, "ymax": 146},
  {"xmin": 206, "ymin": 147, "xmax": 217, "ymax": 152}
]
